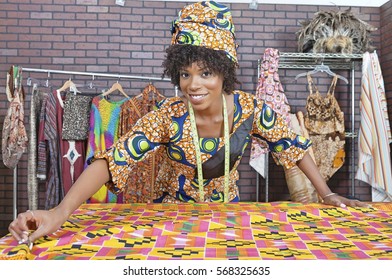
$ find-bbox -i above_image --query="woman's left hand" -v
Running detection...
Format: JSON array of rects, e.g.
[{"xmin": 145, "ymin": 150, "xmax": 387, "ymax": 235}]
[{"xmin": 322, "ymin": 193, "xmax": 370, "ymax": 208}]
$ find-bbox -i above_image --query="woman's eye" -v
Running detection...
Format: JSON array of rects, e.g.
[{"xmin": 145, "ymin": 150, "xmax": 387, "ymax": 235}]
[
  {"xmin": 180, "ymin": 72, "xmax": 189, "ymax": 78},
  {"xmin": 202, "ymin": 71, "xmax": 212, "ymax": 77}
]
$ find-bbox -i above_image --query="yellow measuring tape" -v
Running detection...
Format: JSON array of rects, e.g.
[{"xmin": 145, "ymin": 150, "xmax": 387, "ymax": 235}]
[{"xmin": 188, "ymin": 95, "xmax": 230, "ymax": 202}]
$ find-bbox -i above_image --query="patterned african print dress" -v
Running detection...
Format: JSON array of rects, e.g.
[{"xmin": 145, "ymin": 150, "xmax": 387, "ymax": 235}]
[{"xmin": 90, "ymin": 91, "xmax": 311, "ymax": 203}]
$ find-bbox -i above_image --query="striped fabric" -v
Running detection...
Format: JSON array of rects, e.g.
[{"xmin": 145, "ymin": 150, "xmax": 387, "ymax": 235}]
[{"xmin": 356, "ymin": 51, "xmax": 392, "ymax": 202}]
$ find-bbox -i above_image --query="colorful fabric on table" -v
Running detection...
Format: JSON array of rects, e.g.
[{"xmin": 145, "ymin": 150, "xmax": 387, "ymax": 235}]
[
  {"xmin": 171, "ymin": 1, "xmax": 238, "ymax": 63},
  {"xmin": 1, "ymin": 202, "xmax": 391, "ymax": 260}
]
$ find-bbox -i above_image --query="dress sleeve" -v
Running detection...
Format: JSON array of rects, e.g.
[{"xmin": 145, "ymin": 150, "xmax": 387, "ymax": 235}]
[
  {"xmin": 89, "ymin": 107, "xmax": 170, "ymax": 193},
  {"xmin": 251, "ymin": 98, "xmax": 312, "ymax": 169}
]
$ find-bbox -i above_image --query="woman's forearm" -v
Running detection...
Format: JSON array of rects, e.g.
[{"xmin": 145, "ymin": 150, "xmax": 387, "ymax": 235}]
[
  {"xmin": 54, "ymin": 159, "xmax": 110, "ymax": 219},
  {"xmin": 296, "ymin": 152, "xmax": 333, "ymax": 199}
]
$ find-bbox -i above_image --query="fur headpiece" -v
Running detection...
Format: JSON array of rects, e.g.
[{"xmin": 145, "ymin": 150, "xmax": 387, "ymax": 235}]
[{"xmin": 297, "ymin": 8, "xmax": 377, "ymax": 54}]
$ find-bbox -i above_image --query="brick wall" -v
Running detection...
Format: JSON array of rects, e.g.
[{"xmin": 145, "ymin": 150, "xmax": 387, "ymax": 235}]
[
  {"xmin": 0, "ymin": 0, "xmax": 386, "ymax": 236},
  {"xmin": 381, "ymin": 2, "xmax": 392, "ymax": 128}
]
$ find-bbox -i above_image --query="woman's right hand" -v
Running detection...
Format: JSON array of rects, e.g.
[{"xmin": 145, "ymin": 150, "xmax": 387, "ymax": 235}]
[
  {"xmin": 8, "ymin": 160, "xmax": 111, "ymax": 246},
  {"xmin": 8, "ymin": 208, "xmax": 67, "ymax": 244}
]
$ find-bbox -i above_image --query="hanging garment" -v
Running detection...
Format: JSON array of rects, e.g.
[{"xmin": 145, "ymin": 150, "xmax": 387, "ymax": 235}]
[
  {"xmin": 285, "ymin": 112, "xmax": 319, "ymax": 203},
  {"xmin": 2, "ymin": 66, "xmax": 28, "ymax": 169},
  {"xmin": 304, "ymin": 74, "xmax": 346, "ymax": 181},
  {"xmin": 356, "ymin": 52, "xmax": 392, "ymax": 202},
  {"xmin": 37, "ymin": 90, "xmax": 62, "ymax": 209},
  {"xmin": 62, "ymin": 92, "xmax": 93, "ymax": 140},
  {"xmin": 37, "ymin": 94, "xmax": 49, "ymax": 180},
  {"xmin": 249, "ymin": 48, "xmax": 291, "ymax": 178},
  {"xmin": 37, "ymin": 90, "xmax": 86, "ymax": 209},
  {"xmin": 118, "ymin": 84, "xmax": 166, "ymax": 203},
  {"xmin": 85, "ymin": 94, "xmax": 129, "ymax": 203},
  {"xmin": 27, "ymin": 86, "xmax": 48, "ymax": 210}
]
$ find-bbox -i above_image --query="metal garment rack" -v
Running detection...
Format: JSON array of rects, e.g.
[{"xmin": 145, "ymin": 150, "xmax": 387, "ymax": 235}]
[
  {"xmin": 12, "ymin": 67, "xmax": 176, "ymax": 219},
  {"xmin": 278, "ymin": 52, "xmax": 363, "ymax": 199},
  {"xmin": 22, "ymin": 67, "xmax": 173, "ymax": 82}
]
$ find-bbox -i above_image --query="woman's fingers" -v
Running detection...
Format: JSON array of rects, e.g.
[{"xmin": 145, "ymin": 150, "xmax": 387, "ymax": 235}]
[
  {"xmin": 347, "ymin": 198, "xmax": 371, "ymax": 208},
  {"xmin": 8, "ymin": 211, "xmax": 36, "ymax": 242},
  {"xmin": 8, "ymin": 223, "xmax": 22, "ymax": 242},
  {"xmin": 324, "ymin": 195, "xmax": 371, "ymax": 208}
]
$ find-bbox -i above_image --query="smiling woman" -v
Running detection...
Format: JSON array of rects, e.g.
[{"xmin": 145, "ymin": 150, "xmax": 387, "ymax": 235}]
[{"xmin": 8, "ymin": 0, "xmax": 369, "ymax": 247}]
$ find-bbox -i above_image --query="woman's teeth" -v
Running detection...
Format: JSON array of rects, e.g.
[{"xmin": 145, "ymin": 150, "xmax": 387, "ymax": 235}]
[{"xmin": 190, "ymin": 95, "xmax": 206, "ymax": 100}]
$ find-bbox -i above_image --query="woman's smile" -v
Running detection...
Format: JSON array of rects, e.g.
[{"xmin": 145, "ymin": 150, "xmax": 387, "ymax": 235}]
[{"xmin": 188, "ymin": 93, "xmax": 208, "ymax": 102}]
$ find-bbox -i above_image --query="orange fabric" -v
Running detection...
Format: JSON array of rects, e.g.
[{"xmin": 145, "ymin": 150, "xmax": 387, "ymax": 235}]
[{"xmin": 118, "ymin": 84, "xmax": 166, "ymax": 203}]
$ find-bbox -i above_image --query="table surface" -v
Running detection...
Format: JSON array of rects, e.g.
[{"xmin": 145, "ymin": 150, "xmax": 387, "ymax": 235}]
[{"xmin": 1, "ymin": 202, "xmax": 392, "ymax": 260}]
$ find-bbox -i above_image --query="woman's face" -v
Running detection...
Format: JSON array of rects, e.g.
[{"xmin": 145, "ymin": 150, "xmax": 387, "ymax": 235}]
[{"xmin": 179, "ymin": 62, "xmax": 224, "ymax": 112}]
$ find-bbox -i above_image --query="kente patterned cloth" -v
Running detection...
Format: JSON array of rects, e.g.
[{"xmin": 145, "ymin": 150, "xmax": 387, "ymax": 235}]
[
  {"xmin": 90, "ymin": 91, "xmax": 311, "ymax": 203},
  {"xmin": 171, "ymin": 1, "xmax": 238, "ymax": 63},
  {"xmin": 1, "ymin": 202, "xmax": 392, "ymax": 260}
]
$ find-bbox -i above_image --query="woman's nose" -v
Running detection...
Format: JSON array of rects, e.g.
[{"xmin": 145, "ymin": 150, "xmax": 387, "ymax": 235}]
[{"xmin": 188, "ymin": 76, "xmax": 201, "ymax": 91}]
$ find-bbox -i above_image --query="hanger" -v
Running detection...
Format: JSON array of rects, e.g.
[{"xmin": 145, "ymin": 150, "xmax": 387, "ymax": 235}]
[
  {"xmin": 295, "ymin": 63, "xmax": 348, "ymax": 84},
  {"xmin": 135, "ymin": 82, "xmax": 165, "ymax": 100},
  {"xmin": 102, "ymin": 81, "xmax": 129, "ymax": 98},
  {"xmin": 57, "ymin": 78, "xmax": 81, "ymax": 95},
  {"xmin": 87, "ymin": 75, "xmax": 95, "ymax": 89},
  {"xmin": 26, "ymin": 77, "xmax": 48, "ymax": 88}
]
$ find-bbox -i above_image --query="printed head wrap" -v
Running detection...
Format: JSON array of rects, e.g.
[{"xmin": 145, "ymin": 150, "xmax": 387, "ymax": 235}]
[{"xmin": 171, "ymin": 1, "xmax": 238, "ymax": 63}]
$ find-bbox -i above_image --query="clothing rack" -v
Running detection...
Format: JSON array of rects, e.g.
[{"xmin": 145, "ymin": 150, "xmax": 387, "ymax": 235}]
[
  {"xmin": 22, "ymin": 67, "xmax": 178, "ymax": 97},
  {"xmin": 278, "ymin": 52, "xmax": 363, "ymax": 198},
  {"xmin": 12, "ymin": 66, "xmax": 177, "ymax": 217},
  {"xmin": 22, "ymin": 67, "xmax": 172, "ymax": 82}
]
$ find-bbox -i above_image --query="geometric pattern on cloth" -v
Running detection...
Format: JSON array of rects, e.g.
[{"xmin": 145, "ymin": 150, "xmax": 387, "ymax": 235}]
[{"xmin": 1, "ymin": 202, "xmax": 392, "ymax": 260}]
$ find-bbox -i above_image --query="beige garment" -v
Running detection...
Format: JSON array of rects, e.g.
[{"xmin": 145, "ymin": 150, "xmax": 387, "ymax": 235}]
[
  {"xmin": 2, "ymin": 66, "xmax": 28, "ymax": 169},
  {"xmin": 284, "ymin": 113, "xmax": 319, "ymax": 203},
  {"xmin": 304, "ymin": 74, "xmax": 346, "ymax": 181}
]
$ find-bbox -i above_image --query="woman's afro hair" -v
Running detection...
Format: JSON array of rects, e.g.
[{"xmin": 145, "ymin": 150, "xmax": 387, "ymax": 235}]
[{"xmin": 162, "ymin": 44, "xmax": 240, "ymax": 94}]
